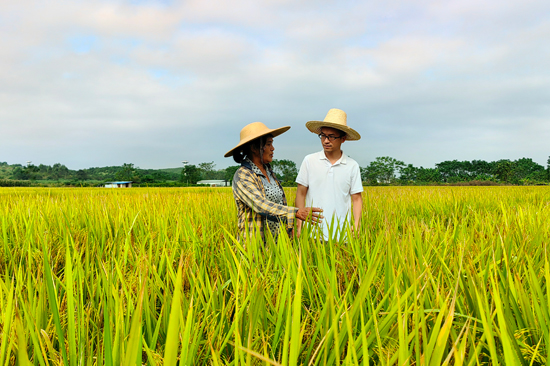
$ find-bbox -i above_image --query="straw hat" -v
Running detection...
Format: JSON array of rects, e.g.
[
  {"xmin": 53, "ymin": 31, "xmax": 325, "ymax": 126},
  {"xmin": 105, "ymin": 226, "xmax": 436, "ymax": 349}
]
[
  {"xmin": 224, "ymin": 122, "xmax": 290, "ymax": 157},
  {"xmin": 305, "ymin": 108, "xmax": 361, "ymax": 141}
]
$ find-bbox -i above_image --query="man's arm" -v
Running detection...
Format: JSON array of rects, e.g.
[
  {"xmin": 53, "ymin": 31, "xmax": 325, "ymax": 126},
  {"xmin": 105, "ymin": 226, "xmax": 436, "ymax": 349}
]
[
  {"xmin": 351, "ymin": 192, "xmax": 363, "ymax": 231},
  {"xmin": 296, "ymin": 184, "xmax": 308, "ymax": 234}
]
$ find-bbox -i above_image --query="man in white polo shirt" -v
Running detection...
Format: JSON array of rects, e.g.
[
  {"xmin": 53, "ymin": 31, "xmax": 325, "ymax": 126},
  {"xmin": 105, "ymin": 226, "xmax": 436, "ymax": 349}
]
[{"xmin": 295, "ymin": 108, "xmax": 363, "ymax": 240}]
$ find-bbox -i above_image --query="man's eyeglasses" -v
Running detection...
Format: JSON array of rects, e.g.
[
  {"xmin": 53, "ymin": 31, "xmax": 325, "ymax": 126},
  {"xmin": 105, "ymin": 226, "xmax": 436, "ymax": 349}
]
[{"xmin": 318, "ymin": 133, "xmax": 343, "ymax": 142}]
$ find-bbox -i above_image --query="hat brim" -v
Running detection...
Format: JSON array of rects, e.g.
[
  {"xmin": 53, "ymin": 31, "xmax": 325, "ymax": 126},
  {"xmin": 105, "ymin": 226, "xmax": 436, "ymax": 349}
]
[
  {"xmin": 224, "ymin": 125, "xmax": 291, "ymax": 157},
  {"xmin": 305, "ymin": 121, "xmax": 361, "ymax": 141}
]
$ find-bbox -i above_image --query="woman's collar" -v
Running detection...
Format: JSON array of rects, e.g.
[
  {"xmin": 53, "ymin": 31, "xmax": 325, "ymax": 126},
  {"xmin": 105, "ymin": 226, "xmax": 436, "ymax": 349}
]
[{"xmin": 245, "ymin": 157, "xmax": 270, "ymax": 177}]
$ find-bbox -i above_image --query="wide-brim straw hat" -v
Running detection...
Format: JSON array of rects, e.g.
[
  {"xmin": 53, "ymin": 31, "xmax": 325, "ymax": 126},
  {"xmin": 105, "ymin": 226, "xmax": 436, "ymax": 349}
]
[
  {"xmin": 305, "ymin": 108, "xmax": 361, "ymax": 141},
  {"xmin": 224, "ymin": 122, "xmax": 290, "ymax": 158}
]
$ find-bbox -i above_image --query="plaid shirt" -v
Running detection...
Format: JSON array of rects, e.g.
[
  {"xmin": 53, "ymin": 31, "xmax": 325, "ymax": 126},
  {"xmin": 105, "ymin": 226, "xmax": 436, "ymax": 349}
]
[{"xmin": 232, "ymin": 159, "xmax": 298, "ymax": 241}]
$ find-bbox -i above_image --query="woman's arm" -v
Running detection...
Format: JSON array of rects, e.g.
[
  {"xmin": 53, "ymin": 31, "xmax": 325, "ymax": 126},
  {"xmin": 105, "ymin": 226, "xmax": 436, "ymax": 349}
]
[
  {"xmin": 295, "ymin": 184, "xmax": 308, "ymax": 235},
  {"xmin": 234, "ymin": 168, "xmax": 298, "ymax": 229},
  {"xmin": 234, "ymin": 168, "xmax": 322, "ymax": 228}
]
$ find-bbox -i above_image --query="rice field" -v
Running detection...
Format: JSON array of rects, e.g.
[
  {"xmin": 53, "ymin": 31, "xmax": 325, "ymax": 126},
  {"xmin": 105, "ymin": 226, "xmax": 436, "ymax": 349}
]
[{"xmin": 1, "ymin": 186, "xmax": 550, "ymax": 365}]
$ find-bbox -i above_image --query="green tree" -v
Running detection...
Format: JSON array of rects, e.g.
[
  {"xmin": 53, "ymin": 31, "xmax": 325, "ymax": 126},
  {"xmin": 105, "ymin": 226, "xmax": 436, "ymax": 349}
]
[
  {"xmin": 417, "ymin": 167, "xmax": 442, "ymax": 183},
  {"xmin": 494, "ymin": 160, "xmax": 513, "ymax": 183},
  {"xmin": 362, "ymin": 157, "xmax": 405, "ymax": 184},
  {"xmin": 76, "ymin": 169, "xmax": 88, "ymax": 181},
  {"xmin": 470, "ymin": 160, "xmax": 493, "ymax": 178},
  {"xmin": 181, "ymin": 164, "xmax": 201, "ymax": 185},
  {"xmin": 115, "ymin": 163, "xmax": 135, "ymax": 181},
  {"xmin": 38, "ymin": 164, "xmax": 51, "ymax": 178},
  {"xmin": 141, "ymin": 174, "xmax": 155, "ymax": 183},
  {"xmin": 512, "ymin": 158, "xmax": 545, "ymax": 183},
  {"xmin": 398, "ymin": 164, "xmax": 418, "ymax": 183},
  {"xmin": 52, "ymin": 163, "xmax": 70, "ymax": 180},
  {"xmin": 12, "ymin": 165, "xmax": 41, "ymax": 180},
  {"xmin": 131, "ymin": 172, "xmax": 142, "ymax": 184},
  {"xmin": 154, "ymin": 171, "xmax": 173, "ymax": 182},
  {"xmin": 397, "ymin": 164, "xmax": 442, "ymax": 184},
  {"xmin": 12, "ymin": 167, "xmax": 30, "ymax": 180},
  {"xmin": 271, "ymin": 159, "xmax": 298, "ymax": 183},
  {"xmin": 26, "ymin": 164, "xmax": 40, "ymax": 180},
  {"xmin": 224, "ymin": 166, "xmax": 240, "ymax": 184},
  {"xmin": 198, "ymin": 162, "xmax": 216, "ymax": 180},
  {"xmin": 436, "ymin": 160, "xmax": 472, "ymax": 182}
]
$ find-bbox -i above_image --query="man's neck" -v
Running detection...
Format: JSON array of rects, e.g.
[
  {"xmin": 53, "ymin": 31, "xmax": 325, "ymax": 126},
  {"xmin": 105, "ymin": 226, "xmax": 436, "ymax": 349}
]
[{"xmin": 324, "ymin": 150, "xmax": 343, "ymax": 165}]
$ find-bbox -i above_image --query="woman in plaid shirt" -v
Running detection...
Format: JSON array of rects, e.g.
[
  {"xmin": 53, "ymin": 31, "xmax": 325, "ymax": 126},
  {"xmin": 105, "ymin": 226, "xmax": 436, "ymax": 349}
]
[{"xmin": 224, "ymin": 122, "xmax": 322, "ymax": 242}]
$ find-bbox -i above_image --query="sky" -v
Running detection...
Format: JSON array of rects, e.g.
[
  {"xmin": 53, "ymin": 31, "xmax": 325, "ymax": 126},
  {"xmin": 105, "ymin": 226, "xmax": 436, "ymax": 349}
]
[{"xmin": 1, "ymin": 0, "xmax": 549, "ymax": 170}]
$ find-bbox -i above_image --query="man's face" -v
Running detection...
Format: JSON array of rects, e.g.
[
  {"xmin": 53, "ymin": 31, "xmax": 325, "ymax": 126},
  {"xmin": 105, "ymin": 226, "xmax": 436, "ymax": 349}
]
[{"xmin": 319, "ymin": 127, "xmax": 346, "ymax": 153}]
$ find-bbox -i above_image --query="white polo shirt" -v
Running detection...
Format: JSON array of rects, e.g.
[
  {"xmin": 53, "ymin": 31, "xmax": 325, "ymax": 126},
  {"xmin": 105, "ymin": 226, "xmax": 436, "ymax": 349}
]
[{"xmin": 296, "ymin": 151, "xmax": 363, "ymax": 239}]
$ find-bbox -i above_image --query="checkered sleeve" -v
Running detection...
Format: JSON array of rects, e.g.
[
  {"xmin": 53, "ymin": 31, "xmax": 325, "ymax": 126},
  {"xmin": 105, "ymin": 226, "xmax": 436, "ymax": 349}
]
[{"xmin": 234, "ymin": 168, "xmax": 298, "ymax": 229}]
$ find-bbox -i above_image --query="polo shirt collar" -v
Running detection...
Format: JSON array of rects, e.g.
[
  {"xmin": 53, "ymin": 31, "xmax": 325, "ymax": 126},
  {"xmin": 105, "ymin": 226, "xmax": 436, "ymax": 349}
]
[{"xmin": 318, "ymin": 150, "xmax": 348, "ymax": 165}]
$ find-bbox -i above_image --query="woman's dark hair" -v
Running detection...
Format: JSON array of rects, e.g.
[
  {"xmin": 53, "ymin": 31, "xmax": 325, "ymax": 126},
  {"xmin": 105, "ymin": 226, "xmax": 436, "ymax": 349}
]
[{"xmin": 232, "ymin": 134, "xmax": 273, "ymax": 164}]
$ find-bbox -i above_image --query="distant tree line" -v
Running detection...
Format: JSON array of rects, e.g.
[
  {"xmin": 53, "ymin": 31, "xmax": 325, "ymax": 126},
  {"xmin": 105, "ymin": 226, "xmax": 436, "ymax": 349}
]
[
  {"xmin": 1, "ymin": 156, "xmax": 549, "ymax": 186},
  {"xmin": 362, "ymin": 156, "xmax": 550, "ymax": 185},
  {"xmin": 0, "ymin": 159, "xmax": 299, "ymax": 186},
  {"xmin": 181, "ymin": 159, "xmax": 299, "ymax": 186},
  {"xmin": 0, "ymin": 162, "xmax": 183, "ymax": 185}
]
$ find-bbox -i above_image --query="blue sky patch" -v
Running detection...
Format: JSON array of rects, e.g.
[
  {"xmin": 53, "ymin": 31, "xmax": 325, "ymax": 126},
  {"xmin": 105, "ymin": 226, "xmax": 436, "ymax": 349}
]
[
  {"xmin": 128, "ymin": 0, "xmax": 173, "ymax": 7},
  {"xmin": 112, "ymin": 37, "xmax": 143, "ymax": 49},
  {"xmin": 178, "ymin": 22, "xmax": 283, "ymax": 48},
  {"xmin": 147, "ymin": 67, "xmax": 195, "ymax": 87},
  {"xmin": 148, "ymin": 68, "xmax": 169, "ymax": 79},
  {"xmin": 67, "ymin": 35, "xmax": 98, "ymax": 54},
  {"xmin": 110, "ymin": 55, "xmax": 131, "ymax": 66}
]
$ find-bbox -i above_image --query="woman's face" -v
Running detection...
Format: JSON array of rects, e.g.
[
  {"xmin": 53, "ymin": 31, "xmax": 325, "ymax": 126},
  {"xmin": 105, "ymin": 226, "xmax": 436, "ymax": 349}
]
[{"xmin": 262, "ymin": 137, "xmax": 275, "ymax": 164}]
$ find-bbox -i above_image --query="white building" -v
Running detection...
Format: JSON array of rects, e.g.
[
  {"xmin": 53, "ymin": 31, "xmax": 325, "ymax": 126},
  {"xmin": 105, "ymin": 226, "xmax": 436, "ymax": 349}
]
[
  {"xmin": 196, "ymin": 180, "xmax": 230, "ymax": 187},
  {"xmin": 104, "ymin": 181, "xmax": 133, "ymax": 188}
]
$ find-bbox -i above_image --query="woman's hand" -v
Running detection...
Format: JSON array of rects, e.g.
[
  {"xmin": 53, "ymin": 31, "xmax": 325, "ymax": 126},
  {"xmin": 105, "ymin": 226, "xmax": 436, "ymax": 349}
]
[{"xmin": 296, "ymin": 207, "xmax": 323, "ymax": 223}]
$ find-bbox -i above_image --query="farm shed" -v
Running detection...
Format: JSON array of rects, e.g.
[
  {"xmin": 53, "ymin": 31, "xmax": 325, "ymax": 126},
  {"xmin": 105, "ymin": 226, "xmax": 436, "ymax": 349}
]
[
  {"xmin": 104, "ymin": 181, "xmax": 133, "ymax": 188},
  {"xmin": 197, "ymin": 180, "xmax": 230, "ymax": 187}
]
